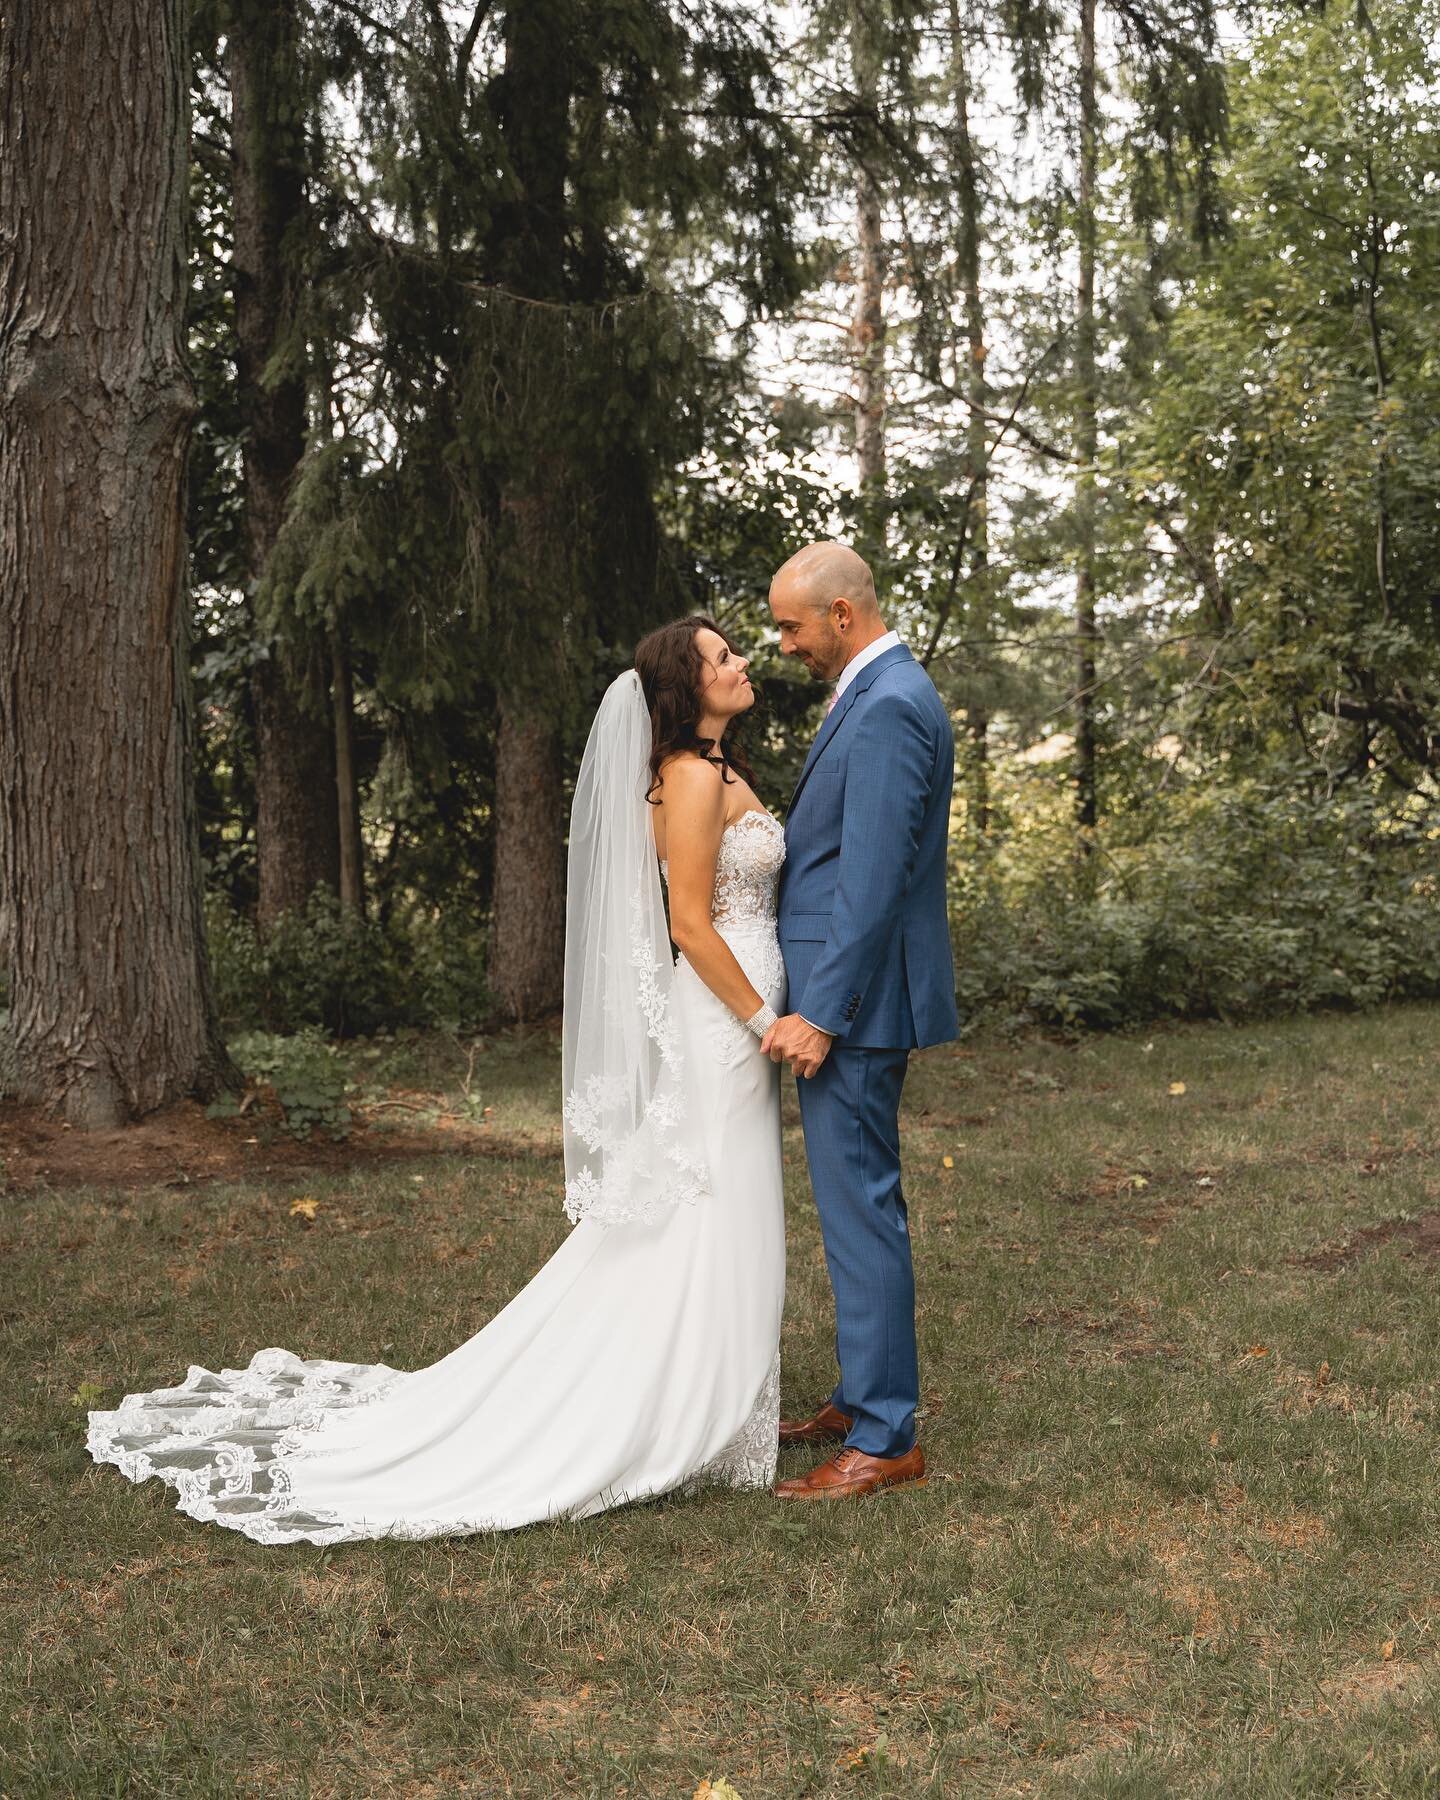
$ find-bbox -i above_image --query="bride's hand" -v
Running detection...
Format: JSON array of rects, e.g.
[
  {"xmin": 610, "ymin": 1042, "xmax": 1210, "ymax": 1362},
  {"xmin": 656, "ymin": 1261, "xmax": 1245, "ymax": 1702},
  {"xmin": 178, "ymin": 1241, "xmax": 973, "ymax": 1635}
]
[{"xmin": 760, "ymin": 1013, "xmax": 834, "ymax": 1079}]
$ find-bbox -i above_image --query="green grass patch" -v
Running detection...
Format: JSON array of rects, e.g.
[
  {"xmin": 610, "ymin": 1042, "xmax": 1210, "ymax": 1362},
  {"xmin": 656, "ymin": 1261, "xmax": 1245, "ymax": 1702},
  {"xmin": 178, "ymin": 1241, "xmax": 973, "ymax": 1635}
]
[{"xmin": 5, "ymin": 1007, "xmax": 1440, "ymax": 1795}]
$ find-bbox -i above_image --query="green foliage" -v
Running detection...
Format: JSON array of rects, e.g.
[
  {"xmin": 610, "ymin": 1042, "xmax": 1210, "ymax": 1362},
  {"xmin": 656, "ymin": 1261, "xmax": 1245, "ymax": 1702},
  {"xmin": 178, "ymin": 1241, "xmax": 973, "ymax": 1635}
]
[
  {"xmin": 173, "ymin": 0, "xmax": 1440, "ymax": 1043},
  {"xmin": 1118, "ymin": 0, "xmax": 1440, "ymax": 782},
  {"xmin": 210, "ymin": 1027, "xmax": 352, "ymax": 1140},
  {"xmin": 205, "ymin": 890, "xmax": 491, "ymax": 1039},
  {"xmin": 936, "ymin": 0, "xmax": 1440, "ymax": 1037},
  {"xmin": 952, "ymin": 774, "xmax": 1440, "ymax": 1030}
]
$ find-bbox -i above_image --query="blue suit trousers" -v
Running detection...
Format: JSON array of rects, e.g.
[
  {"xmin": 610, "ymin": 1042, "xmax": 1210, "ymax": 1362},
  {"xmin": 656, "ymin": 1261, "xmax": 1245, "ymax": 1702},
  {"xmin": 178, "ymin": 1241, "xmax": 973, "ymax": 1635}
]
[{"xmin": 795, "ymin": 1041, "xmax": 917, "ymax": 1458}]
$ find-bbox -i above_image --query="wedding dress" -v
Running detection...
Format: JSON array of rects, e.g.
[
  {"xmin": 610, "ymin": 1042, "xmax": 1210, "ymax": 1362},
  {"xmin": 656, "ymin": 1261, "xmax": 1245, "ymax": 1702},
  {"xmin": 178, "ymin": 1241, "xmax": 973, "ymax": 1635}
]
[{"xmin": 87, "ymin": 687, "xmax": 788, "ymax": 1545}]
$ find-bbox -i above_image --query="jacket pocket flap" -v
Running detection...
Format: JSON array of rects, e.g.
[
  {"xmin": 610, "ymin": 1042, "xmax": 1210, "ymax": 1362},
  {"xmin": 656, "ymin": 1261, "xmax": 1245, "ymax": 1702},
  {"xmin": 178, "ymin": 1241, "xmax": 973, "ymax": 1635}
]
[{"xmin": 779, "ymin": 911, "xmax": 831, "ymax": 941}]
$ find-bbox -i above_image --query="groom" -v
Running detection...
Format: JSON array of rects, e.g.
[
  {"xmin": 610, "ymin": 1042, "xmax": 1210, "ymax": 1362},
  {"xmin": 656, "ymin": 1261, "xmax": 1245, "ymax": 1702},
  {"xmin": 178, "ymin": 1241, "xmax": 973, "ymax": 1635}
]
[{"xmin": 761, "ymin": 542, "xmax": 958, "ymax": 1500}]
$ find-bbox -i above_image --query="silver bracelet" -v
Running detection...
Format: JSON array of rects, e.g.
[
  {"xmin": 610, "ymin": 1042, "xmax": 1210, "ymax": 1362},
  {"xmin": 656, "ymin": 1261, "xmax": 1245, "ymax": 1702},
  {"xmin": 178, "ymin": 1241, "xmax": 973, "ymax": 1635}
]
[{"xmin": 745, "ymin": 1002, "xmax": 778, "ymax": 1039}]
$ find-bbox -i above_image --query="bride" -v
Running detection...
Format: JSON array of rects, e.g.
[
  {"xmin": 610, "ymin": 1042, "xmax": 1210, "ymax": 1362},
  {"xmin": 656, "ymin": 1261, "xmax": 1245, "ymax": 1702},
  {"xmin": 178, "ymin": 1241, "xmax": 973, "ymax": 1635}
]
[{"xmin": 87, "ymin": 618, "xmax": 788, "ymax": 1544}]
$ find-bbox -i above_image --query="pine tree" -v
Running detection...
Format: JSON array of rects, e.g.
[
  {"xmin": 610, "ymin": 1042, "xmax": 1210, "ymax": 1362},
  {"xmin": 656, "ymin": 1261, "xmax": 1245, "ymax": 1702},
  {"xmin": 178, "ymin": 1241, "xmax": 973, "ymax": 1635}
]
[
  {"xmin": 256, "ymin": 0, "xmax": 805, "ymax": 1022},
  {"xmin": 1074, "ymin": 0, "xmax": 1100, "ymax": 841},
  {"xmin": 228, "ymin": 0, "xmax": 344, "ymax": 929}
]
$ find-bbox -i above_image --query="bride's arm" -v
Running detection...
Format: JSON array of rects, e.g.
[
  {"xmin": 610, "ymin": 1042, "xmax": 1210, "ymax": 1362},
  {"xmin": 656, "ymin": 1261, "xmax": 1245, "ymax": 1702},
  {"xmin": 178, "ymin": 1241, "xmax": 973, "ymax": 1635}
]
[{"xmin": 661, "ymin": 758, "xmax": 768, "ymax": 1026}]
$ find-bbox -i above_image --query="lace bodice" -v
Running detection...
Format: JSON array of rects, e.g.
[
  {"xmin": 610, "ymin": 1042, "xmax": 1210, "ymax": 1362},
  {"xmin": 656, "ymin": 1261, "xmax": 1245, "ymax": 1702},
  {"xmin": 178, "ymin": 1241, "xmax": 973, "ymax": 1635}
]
[{"xmin": 661, "ymin": 808, "xmax": 785, "ymax": 928}]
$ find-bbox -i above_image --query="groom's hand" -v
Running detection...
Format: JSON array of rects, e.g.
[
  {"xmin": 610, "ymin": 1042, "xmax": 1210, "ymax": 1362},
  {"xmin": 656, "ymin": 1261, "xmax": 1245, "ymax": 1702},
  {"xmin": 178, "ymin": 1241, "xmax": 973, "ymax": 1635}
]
[{"xmin": 760, "ymin": 1013, "xmax": 834, "ymax": 1079}]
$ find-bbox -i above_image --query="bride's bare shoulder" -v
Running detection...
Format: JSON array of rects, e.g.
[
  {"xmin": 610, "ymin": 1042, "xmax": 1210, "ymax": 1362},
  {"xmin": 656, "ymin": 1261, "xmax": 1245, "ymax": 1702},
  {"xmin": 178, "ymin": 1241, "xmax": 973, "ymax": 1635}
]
[
  {"xmin": 652, "ymin": 756, "xmax": 725, "ymax": 861},
  {"xmin": 654, "ymin": 751, "xmax": 725, "ymax": 798}
]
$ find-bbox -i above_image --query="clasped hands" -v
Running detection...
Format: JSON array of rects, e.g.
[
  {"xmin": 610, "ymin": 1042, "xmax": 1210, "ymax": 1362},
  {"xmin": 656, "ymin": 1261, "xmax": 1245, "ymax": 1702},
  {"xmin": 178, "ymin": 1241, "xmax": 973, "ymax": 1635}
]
[{"xmin": 759, "ymin": 1012, "xmax": 834, "ymax": 1079}]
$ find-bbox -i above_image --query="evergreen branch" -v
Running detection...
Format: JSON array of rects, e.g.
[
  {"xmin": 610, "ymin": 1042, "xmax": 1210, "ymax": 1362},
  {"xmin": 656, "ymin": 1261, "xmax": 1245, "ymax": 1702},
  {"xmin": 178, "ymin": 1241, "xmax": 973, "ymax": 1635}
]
[
  {"xmin": 419, "ymin": 0, "xmax": 451, "ymax": 58},
  {"xmin": 456, "ymin": 280, "xmax": 659, "ymax": 314},
  {"xmin": 456, "ymin": 1, "xmax": 493, "ymax": 90},
  {"xmin": 191, "ymin": 128, "xmax": 232, "ymax": 171},
  {"xmin": 972, "ymin": 406, "xmax": 1070, "ymax": 466},
  {"xmin": 327, "ymin": 0, "xmax": 424, "ymax": 57},
  {"xmin": 333, "ymin": 191, "xmax": 673, "ymax": 319}
]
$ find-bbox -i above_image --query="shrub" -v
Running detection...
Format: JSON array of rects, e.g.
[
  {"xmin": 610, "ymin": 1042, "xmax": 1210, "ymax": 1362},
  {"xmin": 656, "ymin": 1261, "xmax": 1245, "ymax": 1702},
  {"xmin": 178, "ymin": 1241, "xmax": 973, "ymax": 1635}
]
[
  {"xmin": 209, "ymin": 1026, "xmax": 352, "ymax": 1140},
  {"xmin": 205, "ymin": 888, "xmax": 492, "ymax": 1038},
  {"xmin": 949, "ymin": 777, "xmax": 1440, "ymax": 1031}
]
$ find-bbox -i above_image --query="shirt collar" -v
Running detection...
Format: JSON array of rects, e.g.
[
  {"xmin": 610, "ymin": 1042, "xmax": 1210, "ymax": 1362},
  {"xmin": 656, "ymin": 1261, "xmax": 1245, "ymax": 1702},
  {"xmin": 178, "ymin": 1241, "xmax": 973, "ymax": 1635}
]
[{"xmin": 832, "ymin": 629, "xmax": 902, "ymax": 702}]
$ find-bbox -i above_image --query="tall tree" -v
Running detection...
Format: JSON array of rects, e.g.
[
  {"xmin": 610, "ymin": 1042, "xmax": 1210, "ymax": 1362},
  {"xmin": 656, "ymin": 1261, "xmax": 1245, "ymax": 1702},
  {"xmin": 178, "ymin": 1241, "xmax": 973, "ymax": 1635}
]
[
  {"xmin": 229, "ymin": 0, "xmax": 343, "ymax": 929},
  {"xmin": 1049, "ymin": 0, "xmax": 1226, "ymax": 843},
  {"xmin": 851, "ymin": 0, "xmax": 889, "ymax": 557},
  {"xmin": 1073, "ymin": 0, "xmax": 1100, "ymax": 842},
  {"xmin": 949, "ymin": 0, "xmax": 995, "ymax": 831},
  {"xmin": 0, "ymin": 0, "xmax": 234, "ymax": 1124},
  {"xmin": 325, "ymin": 0, "xmax": 801, "ymax": 1022},
  {"xmin": 1122, "ymin": 0, "xmax": 1440, "ymax": 785},
  {"xmin": 483, "ymin": 0, "xmax": 576, "ymax": 1021}
]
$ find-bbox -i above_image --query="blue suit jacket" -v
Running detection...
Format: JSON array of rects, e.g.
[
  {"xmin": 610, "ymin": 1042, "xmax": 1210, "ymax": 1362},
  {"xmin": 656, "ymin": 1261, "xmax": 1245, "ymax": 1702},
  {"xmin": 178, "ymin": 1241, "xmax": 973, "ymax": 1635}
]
[{"xmin": 778, "ymin": 643, "xmax": 959, "ymax": 1049}]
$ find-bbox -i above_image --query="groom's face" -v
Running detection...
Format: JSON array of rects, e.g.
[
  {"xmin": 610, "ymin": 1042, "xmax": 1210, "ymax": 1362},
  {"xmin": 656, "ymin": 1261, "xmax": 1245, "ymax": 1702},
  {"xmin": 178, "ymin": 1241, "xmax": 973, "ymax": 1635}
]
[{"xmin": 769, "ymin": 577, "xmax": 846, "ymax": 683}]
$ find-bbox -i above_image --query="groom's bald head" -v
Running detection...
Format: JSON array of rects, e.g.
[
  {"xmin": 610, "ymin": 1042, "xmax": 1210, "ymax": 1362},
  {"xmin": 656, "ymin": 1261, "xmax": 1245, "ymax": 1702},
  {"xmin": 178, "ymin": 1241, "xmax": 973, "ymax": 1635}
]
[
  {"xmin": 772, "ymin": 541, "xmax": 881, "ymax": 621},
  {"xmin": 769, "ymin": 541, "xmax": 887, "ymax": 683}
]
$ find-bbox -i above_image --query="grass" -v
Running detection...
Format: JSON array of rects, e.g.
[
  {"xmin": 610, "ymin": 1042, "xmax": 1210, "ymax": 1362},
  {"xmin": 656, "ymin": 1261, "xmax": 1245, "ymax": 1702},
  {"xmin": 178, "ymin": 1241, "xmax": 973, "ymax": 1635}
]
[{"xmin": 4, "ymin": 1004, "xmax": 1440, "ymax": 1796}]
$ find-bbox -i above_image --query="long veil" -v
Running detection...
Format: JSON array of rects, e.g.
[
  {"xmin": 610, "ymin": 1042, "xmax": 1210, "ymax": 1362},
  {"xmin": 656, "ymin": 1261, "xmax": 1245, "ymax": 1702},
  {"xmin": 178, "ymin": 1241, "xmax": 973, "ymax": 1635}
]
[{"xmin": 561, "ymin": 669, "xmax": 710, "ymax": 1227}]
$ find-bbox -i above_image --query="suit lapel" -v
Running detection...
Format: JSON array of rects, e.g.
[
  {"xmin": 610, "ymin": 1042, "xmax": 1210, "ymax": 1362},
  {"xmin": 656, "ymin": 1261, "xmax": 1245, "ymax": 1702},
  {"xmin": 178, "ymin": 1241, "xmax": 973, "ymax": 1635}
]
[{"xmin": 788, "ymin": 642, "xmax": 913, "ymax": 813}]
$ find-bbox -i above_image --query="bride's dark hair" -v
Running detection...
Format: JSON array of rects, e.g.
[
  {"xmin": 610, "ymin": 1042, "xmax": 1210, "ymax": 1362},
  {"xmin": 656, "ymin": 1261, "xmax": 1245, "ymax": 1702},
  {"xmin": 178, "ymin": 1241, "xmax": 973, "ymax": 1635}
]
[{"xmin": 633, "ymin": 615, "xmax": 758, "ymax": 805}]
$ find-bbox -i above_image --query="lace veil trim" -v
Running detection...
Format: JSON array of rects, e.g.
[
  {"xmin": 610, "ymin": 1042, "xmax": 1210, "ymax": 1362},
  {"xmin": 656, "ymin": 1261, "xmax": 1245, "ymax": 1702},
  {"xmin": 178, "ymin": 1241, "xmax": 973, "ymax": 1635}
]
[{"xmin": 561, "ymin": 670, "xmax": 712, "ymax": 1228}]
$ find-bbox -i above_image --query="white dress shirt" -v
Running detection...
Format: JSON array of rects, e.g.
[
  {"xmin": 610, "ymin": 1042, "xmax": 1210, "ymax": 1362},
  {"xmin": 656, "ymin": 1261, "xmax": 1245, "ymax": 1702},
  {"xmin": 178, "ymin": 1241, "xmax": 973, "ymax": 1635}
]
[
  {"xmin": 830, "ymin": 628, "xmax": 902, "ymax": 706},
  {"xmin": 799, "ymin": 629, "xmax": 904, "ymax": 1035}
]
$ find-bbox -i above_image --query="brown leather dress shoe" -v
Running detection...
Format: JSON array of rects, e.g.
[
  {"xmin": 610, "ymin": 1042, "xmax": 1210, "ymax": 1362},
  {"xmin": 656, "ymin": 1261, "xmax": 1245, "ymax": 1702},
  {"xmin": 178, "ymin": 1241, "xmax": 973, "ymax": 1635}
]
[
  {"xmin": 773, "ymin": 1443, "xmax": 926, "ymax": 1500},
  {"xmin": 777, "ymin": 1400, "xmax": 855, "ymax": 1447}
]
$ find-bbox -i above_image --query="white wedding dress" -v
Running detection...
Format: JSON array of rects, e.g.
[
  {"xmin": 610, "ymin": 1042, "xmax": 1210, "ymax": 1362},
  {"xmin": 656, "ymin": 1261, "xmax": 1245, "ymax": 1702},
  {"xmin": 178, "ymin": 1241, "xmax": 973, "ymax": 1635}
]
[{"xmin": 87, "ymin": 809, "xmax": 788, "ymax": 1545}]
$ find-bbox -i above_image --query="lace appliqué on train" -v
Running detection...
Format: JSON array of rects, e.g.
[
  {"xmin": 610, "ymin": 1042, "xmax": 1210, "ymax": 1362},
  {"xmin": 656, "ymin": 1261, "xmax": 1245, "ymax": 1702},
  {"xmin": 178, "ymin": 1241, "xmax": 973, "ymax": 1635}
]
[
  {"xmin": 88, "ymin": 1344, "xmax": 782, "ymax": 1545},
  {"xmin": 682, "ymin": 1350, "xmax": 781, "ymax": 1493},
  {"xmin": 85, "ymin": 1348, "xmax": 423, "ymax": 1547}
]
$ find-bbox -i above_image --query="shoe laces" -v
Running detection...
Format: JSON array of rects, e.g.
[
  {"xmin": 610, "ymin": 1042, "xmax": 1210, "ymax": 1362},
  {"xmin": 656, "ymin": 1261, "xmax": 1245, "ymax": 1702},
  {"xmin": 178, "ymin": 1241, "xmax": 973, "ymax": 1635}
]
[{"xmin": 833, "ymin": 1447, "xmax": 865, "ymax": 1471}]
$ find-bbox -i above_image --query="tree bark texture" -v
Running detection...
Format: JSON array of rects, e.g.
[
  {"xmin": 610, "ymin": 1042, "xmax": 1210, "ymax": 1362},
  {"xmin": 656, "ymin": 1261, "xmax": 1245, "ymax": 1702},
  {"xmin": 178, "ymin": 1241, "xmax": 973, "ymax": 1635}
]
[
  {"xmin": 490, "ymin": 697, "xmax": 566, "ymax": 1020},
  {"xmin": 851, "ymin": 0, "xmax": 887, "ymax": 552},
  {"xmin": 0, "ymin": 0, "xmax": 235, "ymax": 1124},
  {"xmin": 1073, "ymin": 0, "xmax": 1100, "ymax": 842},
  {"xmin": 229, "ymin": 0, "xmax": 340, "ymax": 930},
  {"xmin": 250, "ymin": 649, "xmax": 339, "ymax": 927}
]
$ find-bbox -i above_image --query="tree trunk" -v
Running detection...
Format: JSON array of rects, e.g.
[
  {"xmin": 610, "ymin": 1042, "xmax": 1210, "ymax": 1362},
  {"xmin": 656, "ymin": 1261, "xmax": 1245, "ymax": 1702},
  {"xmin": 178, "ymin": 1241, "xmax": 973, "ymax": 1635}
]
[
  {"xmin": 484, "ymin": 1, "xmax": 573, "ymax": 1023},
  {"xmin": 250, "ymin": 650, "xmax": 340, "ymax": 928},
  {"xmin": 229, "ymin": 0, "xmax": 339, "ymax": 931},
  {"xmin": 332, "ymin": 632, "xmax": 364, "ymax": 915},
  {"xmin": 852, "ymin": 0, "xmax": 887, "ymax": 556},
  {"xmin": 490, "ymin": 697, "xmax": 566, "ymax": 1020},
  {"xmin": 1073, "ymin": 0, "xmax": 1100, "ymax": 844},
  {"xmin": 0, "ymin": 0, "xmax": 235, "ymax": 1124},
  {"xmin": 951, "ymin": 0, "xmax": 991, "ymax": 835},
  {"xmin": 1362, "ymin": 148, "xmax": 1391, "ymax": 621}
]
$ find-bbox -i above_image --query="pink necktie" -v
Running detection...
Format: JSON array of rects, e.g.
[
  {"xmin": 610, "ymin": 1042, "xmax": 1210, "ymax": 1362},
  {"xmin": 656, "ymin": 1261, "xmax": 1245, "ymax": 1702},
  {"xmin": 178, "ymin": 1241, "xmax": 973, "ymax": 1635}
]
[{"xmin": 825, "ymin": 689, "xmax": 838, "ymax": 716}]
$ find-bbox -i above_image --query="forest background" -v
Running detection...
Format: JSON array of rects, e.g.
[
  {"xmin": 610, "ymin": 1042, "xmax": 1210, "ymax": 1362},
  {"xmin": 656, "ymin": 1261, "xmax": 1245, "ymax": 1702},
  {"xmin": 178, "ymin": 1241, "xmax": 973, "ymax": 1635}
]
[{"xmin": 5, "ymin": 0, "xmax": 1440, "ymax": 1123}]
